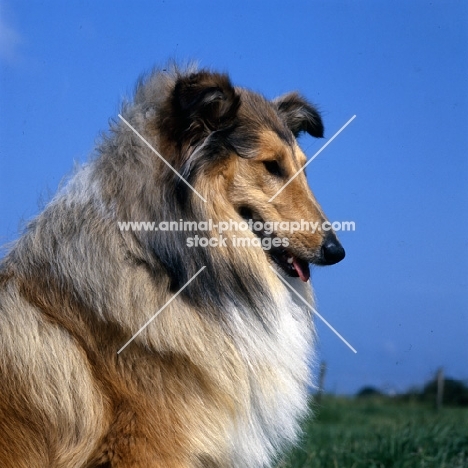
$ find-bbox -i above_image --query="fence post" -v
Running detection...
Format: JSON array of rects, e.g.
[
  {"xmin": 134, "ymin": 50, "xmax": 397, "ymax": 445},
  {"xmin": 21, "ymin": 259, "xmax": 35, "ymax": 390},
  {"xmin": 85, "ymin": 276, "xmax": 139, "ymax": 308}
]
[
  {"xmin": 316, "ymin": 361, "xmax": 327, "ymax": 403},
  {"xmin": 436, "ymin": 367, "xmax": 444, "ymax": 411}
]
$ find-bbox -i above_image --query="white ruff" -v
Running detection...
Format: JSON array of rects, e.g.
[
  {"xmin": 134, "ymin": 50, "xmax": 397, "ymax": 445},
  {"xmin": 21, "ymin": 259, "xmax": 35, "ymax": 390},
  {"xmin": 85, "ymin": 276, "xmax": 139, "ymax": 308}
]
[{"xmin": 227, "ymin": 277, "xmax": 315, "ymax": 467}]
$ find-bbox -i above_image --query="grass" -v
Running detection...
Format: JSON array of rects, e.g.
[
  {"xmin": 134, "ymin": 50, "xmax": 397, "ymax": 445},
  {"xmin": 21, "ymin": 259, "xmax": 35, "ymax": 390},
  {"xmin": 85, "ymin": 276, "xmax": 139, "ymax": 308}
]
[{"xmin": 276, "ymin": 396, "xmax": 468, "ymax": 468}]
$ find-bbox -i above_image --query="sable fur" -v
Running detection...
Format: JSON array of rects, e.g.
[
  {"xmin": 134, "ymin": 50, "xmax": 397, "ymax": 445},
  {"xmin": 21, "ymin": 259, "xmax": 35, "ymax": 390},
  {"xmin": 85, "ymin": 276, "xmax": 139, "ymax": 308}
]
[{"xmin": 0, "ymin": 65, "xmax": 341, "ymax": 467}]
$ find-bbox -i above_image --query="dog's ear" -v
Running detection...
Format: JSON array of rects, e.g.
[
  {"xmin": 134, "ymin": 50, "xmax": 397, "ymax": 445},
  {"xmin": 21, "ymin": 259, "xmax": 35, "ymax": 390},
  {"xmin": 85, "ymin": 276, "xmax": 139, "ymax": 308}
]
[
  {"xmin": 272, "ymin": 92, "xmax": 324, "ymax": 138},
  {"xmin": 168, "ymin": 71, "xmax": 240, "ymax": 145}
]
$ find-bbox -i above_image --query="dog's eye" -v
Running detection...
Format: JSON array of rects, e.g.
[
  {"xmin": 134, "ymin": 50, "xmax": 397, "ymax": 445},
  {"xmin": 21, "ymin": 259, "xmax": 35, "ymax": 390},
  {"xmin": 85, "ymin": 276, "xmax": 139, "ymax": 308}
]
[{"xmin": 263, "ymin": 160, "xmax": 283, "ymax": 177}]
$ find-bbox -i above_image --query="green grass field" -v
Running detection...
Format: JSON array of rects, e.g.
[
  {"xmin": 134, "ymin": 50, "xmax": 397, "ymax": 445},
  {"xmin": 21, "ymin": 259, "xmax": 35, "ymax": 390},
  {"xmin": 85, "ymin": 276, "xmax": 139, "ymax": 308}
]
[{"xmin": 276, "ymin": 396, "xmax": 468, "ymax": 468}]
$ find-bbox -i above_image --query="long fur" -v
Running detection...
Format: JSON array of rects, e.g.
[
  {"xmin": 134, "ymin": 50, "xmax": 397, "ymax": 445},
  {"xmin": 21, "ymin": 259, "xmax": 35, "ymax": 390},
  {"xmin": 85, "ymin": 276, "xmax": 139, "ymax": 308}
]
[{"xmin": 0, "ymin": 65, "xmax": 337, "ymax": 468}]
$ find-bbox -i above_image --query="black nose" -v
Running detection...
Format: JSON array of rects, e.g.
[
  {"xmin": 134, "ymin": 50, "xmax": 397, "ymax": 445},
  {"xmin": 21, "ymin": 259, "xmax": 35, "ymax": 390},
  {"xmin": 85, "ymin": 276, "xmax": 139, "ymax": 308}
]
[{"xmin": 320, "ymin": 233, "xmax": 345, "ymax": 265}]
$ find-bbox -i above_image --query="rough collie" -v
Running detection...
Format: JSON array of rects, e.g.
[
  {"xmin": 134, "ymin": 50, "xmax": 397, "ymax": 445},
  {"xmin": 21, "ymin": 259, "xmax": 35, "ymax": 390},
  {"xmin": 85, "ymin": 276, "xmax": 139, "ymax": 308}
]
[{"xmin": 0, "ymin": 66, "xmax": 344, "ymax": 467}]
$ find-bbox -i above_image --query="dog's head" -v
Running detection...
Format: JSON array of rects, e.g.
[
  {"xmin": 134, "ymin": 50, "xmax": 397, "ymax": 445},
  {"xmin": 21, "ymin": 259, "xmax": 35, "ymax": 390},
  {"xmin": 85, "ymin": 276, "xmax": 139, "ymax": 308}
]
[{"xmin": 154, "ymin": 70, "xmax": 344, "ymax": 284}]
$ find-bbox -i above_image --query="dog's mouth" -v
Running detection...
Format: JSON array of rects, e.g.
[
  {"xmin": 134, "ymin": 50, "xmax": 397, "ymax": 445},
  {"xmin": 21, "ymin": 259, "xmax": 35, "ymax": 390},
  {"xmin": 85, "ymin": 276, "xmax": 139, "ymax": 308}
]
[
  {"xmin": 238, "ymin": 207, "xmax": 311, "ymax": 282},
  {"xmin": 268, "ymin": 247, "xmax": 311, "ymax": 282}
]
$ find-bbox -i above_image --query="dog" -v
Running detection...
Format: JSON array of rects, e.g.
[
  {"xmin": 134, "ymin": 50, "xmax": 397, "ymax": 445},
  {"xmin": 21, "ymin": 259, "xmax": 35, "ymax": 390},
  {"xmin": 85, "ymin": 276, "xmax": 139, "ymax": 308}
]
[{"xmin": 0, "ymin": 66, "xmax": 345, "ymax": 467}]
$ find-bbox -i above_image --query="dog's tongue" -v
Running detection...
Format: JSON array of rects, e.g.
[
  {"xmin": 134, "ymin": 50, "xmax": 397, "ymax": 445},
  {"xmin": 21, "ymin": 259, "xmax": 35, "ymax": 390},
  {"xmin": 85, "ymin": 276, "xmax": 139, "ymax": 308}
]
[{"xmin": 292, "ymin": 257, "xmax": 310, "ymax": 282}]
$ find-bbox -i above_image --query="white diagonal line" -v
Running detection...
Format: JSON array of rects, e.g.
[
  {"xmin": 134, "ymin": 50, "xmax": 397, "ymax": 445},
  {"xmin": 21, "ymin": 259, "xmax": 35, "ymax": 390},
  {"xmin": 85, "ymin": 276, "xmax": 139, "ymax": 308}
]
[
  {"xmin": 118, "ymin": 114, "xmax": 207, "ymax": 203},
  {"xmin": 268, "ymin": 115, "xmax": 356, "ymax": 202},
  {"xmin": 270, "ymin": 266, "xmax": 357, "ymax": 353},
  {"xmin": 117, "ymin": 266, "xmax": 206, "ymax": 354}
]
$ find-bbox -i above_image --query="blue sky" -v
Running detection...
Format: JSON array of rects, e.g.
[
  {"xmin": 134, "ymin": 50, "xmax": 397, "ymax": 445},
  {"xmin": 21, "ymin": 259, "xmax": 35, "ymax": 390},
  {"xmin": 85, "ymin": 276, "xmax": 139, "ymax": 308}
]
[{"xmin": 1, "ymin": 0, "xmax": 467, "ymax": 394}]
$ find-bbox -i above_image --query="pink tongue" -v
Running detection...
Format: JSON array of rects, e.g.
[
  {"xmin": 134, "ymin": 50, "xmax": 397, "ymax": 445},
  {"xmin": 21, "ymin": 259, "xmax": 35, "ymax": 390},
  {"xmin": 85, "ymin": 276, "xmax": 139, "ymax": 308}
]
[{"xmin": 292, "ymin": 257, "xmax": 310, "ymax": 282}]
